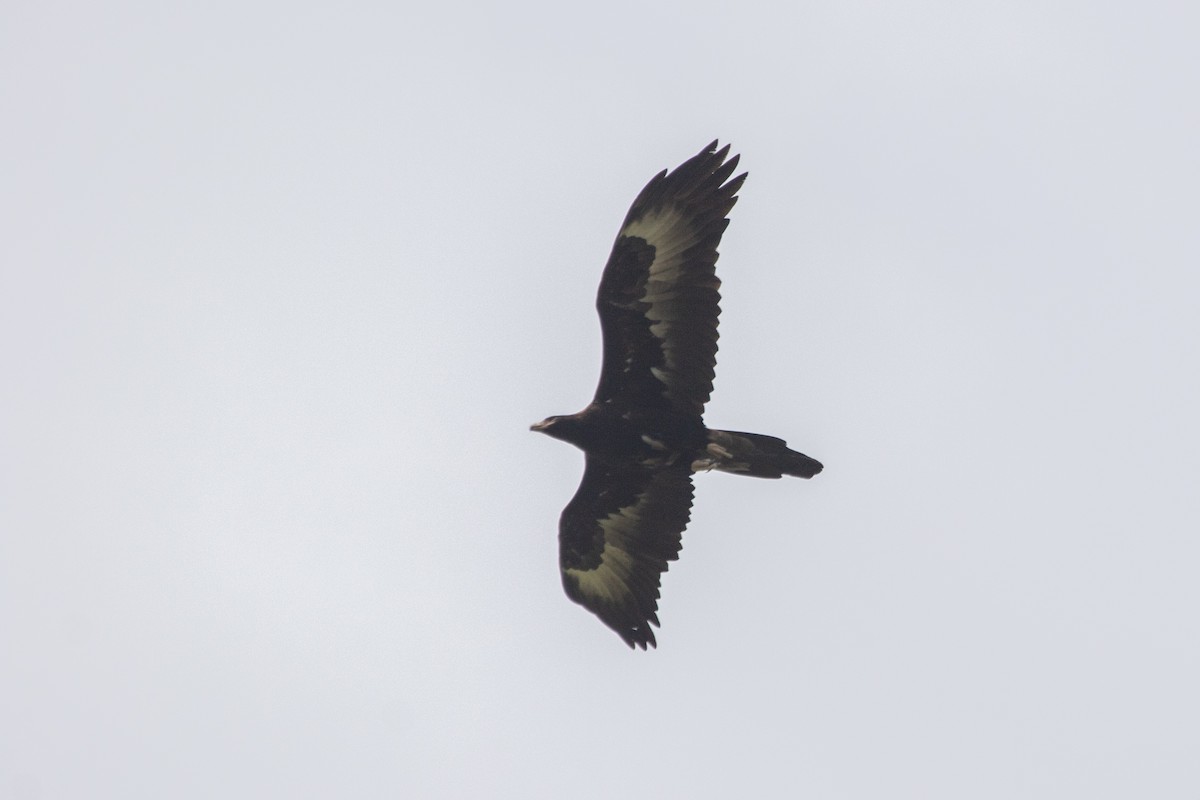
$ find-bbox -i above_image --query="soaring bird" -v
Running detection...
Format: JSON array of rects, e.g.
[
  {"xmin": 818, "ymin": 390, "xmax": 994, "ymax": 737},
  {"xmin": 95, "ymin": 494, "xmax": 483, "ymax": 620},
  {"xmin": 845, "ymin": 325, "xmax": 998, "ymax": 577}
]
[{"xmin": 532, "ymin": 141, "xmax": 823, "ymax": 648}]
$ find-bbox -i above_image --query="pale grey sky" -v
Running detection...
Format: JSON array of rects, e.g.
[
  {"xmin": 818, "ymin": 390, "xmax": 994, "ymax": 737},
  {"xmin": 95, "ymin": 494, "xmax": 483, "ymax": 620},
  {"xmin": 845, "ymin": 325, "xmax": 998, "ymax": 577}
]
[{"xmin": 3, "ymin": 1, "xmax": 1199, "ymax": 797}]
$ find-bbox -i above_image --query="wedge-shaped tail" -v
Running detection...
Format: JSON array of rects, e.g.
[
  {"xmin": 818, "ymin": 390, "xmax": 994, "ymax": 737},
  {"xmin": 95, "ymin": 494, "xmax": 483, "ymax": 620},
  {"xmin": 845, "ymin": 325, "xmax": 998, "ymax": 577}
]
[{"xmin": 697, "ymin": 429, "xmax": 824, "ymax": 479}]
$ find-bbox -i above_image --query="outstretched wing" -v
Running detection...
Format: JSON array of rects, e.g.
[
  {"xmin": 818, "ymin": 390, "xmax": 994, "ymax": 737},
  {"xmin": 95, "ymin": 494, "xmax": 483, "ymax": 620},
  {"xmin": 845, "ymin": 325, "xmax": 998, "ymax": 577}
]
[
  {"xmin": 559, "ymin": 459, "xmax": 695, "ymax": 649},
  {"xmin": 593, "ymin": 141, "xmax": 746, "ymax": 418}
]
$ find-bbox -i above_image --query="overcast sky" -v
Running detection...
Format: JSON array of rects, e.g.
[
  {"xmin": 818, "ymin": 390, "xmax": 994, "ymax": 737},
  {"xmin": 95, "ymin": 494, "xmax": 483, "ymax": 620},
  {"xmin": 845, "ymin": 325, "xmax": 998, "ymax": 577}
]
[{"xmin": 3, "ymin": 1, "xmax": 1199, "ymax": 797}]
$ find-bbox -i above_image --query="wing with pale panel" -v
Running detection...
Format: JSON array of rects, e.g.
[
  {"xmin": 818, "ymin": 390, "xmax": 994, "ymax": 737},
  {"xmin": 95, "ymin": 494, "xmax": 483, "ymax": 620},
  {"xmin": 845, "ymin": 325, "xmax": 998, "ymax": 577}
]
[
  {"xmin": 593, "ymin": 141, "xmax": 746, "ymax": 418},
  {"xmin": 558, "ymin": 459, "xmax": 695, "ymax": 649}
]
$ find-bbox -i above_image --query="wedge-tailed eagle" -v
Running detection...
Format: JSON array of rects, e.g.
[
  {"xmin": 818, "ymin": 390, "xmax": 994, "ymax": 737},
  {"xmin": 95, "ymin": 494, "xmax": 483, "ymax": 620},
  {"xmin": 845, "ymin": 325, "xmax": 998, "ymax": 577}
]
[{"xmin": 532, "ymin": 141, "xmax": 823, "ymax": 648}]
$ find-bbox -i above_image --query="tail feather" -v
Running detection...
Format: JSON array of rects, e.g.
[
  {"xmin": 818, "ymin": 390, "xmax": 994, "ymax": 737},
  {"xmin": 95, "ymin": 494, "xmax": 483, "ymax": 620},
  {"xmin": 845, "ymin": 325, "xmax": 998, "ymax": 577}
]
[{"xmin": 697, "ymin": 429, "xmax": 823, "ymax": 479}]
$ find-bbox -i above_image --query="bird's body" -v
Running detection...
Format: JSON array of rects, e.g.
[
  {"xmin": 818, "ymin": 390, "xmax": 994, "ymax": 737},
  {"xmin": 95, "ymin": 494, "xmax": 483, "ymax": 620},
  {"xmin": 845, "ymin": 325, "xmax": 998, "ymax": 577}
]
[
  {"xmin": 532, "ymin": 142, "xmax": 822, "ymax": 648},
  {"xmin": 533, "ymin": 406, "xmax": 705, "ymax": 469}
]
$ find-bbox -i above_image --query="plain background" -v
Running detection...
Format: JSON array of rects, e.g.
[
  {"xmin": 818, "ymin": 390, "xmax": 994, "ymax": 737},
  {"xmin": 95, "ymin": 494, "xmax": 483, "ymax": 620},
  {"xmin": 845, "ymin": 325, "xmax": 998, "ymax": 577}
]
[{"xmin": 3, "ymin": 1, "xmax": 1198, "ymax": 797}]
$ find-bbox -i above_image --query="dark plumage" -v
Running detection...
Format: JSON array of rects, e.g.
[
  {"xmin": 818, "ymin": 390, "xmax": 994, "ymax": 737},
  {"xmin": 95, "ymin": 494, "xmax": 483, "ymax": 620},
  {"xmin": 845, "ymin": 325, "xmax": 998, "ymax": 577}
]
[{"xmin": 532, "ymin": 141, "xmax": 823, "ymax": 648}]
